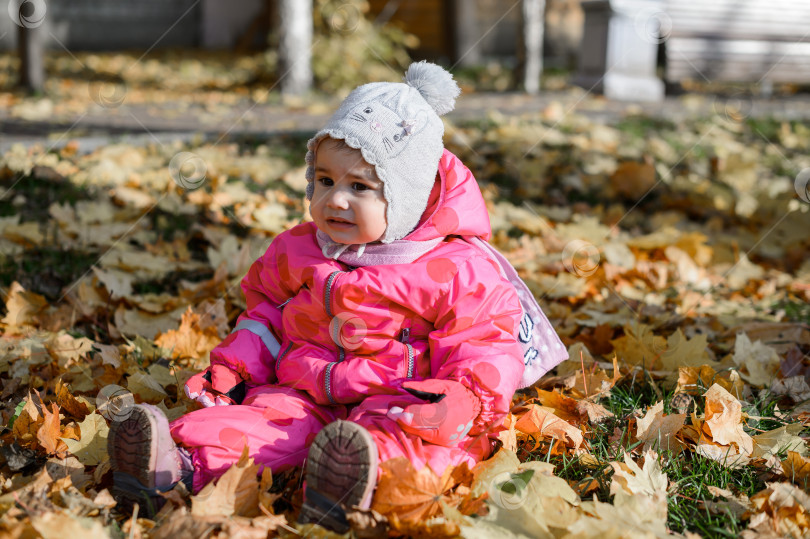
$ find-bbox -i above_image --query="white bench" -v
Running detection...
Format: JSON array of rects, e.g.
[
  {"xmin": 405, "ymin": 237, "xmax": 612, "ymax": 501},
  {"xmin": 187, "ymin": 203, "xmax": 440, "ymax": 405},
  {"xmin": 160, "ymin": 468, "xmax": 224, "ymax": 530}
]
[{"xmin": 664, "ymin": 0, "xmax": 810, "ymax": 93}]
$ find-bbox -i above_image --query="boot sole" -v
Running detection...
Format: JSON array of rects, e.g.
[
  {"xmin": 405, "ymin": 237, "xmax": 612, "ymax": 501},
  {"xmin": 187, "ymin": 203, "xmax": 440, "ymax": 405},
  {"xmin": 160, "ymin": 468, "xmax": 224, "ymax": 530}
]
[
  {"xmin": 299, "ymin": 420, "xmax": 378, "ymax": 532},
  {"xmin": 108, "ymin": 406, "xmax": 163, "ymax": 516}
]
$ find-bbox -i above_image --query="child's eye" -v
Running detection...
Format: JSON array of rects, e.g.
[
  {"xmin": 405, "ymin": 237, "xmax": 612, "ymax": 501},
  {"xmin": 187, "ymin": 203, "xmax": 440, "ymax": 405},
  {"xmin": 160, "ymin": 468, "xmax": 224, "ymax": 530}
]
[
  {"xmin": 353, "ymin": 183, "xmax": 369, "ymax": 191},
  {"xmin": 318, "ymin": 177, "xmax": 333, "ymax": 186}
]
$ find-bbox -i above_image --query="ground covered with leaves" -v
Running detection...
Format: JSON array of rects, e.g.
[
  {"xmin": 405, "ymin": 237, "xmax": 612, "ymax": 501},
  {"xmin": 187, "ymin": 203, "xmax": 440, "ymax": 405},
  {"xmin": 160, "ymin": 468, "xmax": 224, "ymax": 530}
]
[{"xmin": 0, "ymin": 97, "xmax": 809, "ymax": 538}]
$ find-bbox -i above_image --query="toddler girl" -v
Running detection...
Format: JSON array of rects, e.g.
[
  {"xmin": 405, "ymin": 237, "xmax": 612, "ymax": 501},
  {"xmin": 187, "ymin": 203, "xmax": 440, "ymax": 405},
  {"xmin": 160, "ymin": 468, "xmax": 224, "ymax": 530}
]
[{"xmin": 108, "ymin": 62, "xmax": 568, "ymax": 531}]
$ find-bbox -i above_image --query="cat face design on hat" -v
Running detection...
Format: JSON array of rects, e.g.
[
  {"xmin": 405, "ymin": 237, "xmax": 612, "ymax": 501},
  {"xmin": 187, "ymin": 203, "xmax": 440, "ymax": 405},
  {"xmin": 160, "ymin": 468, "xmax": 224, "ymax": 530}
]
[{"xmin": 347, "ymin": 98, "xmax": 429, "ymax": 158}]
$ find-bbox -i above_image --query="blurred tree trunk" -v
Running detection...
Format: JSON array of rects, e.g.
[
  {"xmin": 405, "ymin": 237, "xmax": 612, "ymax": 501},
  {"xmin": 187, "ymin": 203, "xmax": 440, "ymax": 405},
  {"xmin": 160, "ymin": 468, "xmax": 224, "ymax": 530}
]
[
  {"xmin": 451, "ymin": 0, "xmax": 481, "ymax": 67},
  {"xmin": 278, "ymin": 0, "xmax": 312, "ymax": 95},
  {"xmin": 18, "ymin": 24, "xmax": 45, "ymax": 94},
  {"xmin": 521, "ymin": 0, "xmax": 545, "ymax": 94}
]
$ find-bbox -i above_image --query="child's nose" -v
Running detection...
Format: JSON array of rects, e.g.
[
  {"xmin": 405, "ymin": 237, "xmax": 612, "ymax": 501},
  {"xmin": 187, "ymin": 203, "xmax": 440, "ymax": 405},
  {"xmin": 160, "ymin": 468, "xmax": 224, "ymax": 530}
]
[{"xmin": 326, "ymin": 188, "xmax": 350, "ymax": 209}]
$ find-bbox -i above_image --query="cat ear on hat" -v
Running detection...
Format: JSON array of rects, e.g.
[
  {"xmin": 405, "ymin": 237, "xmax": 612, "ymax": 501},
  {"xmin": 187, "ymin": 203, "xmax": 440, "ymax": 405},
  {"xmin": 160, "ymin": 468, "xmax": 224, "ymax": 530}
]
[{"xmin": 403, "ymin": 61, "xmax": 461, "ymax": 116}]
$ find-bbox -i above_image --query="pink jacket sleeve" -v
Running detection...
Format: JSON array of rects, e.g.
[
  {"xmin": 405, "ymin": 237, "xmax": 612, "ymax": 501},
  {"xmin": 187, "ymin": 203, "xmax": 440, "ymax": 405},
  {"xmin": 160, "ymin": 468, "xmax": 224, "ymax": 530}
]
[
  {"xmin": 209, "ymin": 236, "xmax": 294, "ymax": 385},
  {"xmin": 429, "ymin": 255, "xmax": 525, "ymax": 435}
]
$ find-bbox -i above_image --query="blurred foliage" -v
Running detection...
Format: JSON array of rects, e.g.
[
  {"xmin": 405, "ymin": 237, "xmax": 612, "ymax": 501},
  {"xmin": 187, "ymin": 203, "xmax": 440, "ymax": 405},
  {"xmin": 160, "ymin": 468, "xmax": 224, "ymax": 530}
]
[{"xmin": 266, "ymin": 0, "xmax": 418, "ymax": 96}]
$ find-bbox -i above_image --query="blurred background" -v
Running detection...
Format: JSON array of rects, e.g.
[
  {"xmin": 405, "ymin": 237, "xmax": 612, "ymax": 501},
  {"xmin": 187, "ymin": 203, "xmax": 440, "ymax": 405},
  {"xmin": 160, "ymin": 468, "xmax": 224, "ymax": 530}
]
[{"xmin": 2, "ymin": 0, "xmax": 808, "ymax": 144}]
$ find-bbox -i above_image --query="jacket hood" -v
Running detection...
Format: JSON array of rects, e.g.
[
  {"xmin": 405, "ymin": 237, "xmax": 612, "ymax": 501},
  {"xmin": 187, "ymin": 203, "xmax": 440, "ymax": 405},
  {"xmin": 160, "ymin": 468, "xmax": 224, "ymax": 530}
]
[{"xmin": 404, "ymin": 149, "xmax": 492, "ymax": 243}]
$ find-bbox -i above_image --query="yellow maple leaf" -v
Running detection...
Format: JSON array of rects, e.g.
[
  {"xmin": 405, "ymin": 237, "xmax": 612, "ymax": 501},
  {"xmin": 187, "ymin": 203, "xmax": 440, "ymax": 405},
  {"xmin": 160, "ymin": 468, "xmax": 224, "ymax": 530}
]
[
  {"xmin": 61, "ymin": 413, "xmax": 109, "ymax": 466},
  {"xmin": 191, "ymin": 445, "xmax": 260, "ymax": 518},
  {"xmin": 610, "ymin": 324, "xmax": 666, "ymax": 369},
  {"xmin": 155, "ymin": 305, "xmax": 222, "ymax": 360},
  {"xmin": 658, "ymin": 329, "xmax": 715, "ymax": 374}
]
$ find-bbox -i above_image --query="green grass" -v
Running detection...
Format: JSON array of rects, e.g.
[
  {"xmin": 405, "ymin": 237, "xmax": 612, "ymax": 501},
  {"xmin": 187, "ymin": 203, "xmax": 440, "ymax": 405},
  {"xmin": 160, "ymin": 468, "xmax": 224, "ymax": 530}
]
[
  {"xmin": 518, "ymin": 373, "xmax": 781, "ymax": 538},
  {"xmin": 774, "ymin": 299, "xmax": 810, "ymax": 325},
  {"xmin": 0, "ymin": 246, "xmax": 101, "ymax": 300},
  {"xmin": 615, "ymin": 115, "xmax": 677, "ymax": 141}
]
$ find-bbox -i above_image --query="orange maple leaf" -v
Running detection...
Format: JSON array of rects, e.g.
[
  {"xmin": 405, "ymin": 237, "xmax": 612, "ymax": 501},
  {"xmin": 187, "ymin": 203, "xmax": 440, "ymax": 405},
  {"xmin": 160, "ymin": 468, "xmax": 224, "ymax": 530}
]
[{"xmin": 371, "ymin": 457, "xmax": 456, "ymax": 522}]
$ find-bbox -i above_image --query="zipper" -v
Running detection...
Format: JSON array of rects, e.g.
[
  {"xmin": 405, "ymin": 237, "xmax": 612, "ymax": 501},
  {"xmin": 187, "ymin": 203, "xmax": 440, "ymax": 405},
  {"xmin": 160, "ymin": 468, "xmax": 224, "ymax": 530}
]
[
  {"xmin": 275, "ymin": 341, "xmax": 293, "ymax": 372},
  {"xmin": 324, "ymin": 362, "xmax": 338, "ymax": 405},
  {"xmin": 324, "ymin": 271, "xmax": 341, "ymax": 318},
  {"xmin": 323, "ymin": 270, "xmax": 345, "ymax": 404},
  {"xmin": 400, "ymin": 328, "xmax": 414, "ymax": 378}
]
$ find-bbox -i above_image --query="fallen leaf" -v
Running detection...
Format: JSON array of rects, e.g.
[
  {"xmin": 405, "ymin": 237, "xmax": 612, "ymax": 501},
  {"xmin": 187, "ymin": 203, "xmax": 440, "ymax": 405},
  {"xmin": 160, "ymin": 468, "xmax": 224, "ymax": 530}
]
[
  {"xmin": 61, "ymin": 413, "xmax": 109, "ymax": 466},
  {"xmin": 752, "ymin": 424, "xmax": 807, "ymax": 460},
  {"xmin": 155, "ymin": 305, "xmax": 223, "ymax": 360},
  {"xmin": 610, "ymin": 450, "xmax": 668, "ymax": 498},
  {"xmin": 513, "ymin": 405, "xmax": 583, "ymax": 449},
  {"xmin": 703, "ymin": 384, "xmax": 753, "ymax": 455},
  {"xmin": 127, "ymin": 371, "xmax": 168, "ymax": 404},
  {"xmin": 37, "ymin": 403, "xmax": 67, "ymax": 456},
  {"xmin": 191, "ymin": 445, "xmax": 260, "ymax": 517},
  {"xmin": 371, "ymin": 457, "xmax": 455, "ymax": 522},
  {"xmin": 30, "ymin": 510, "xmax": 110, "ymax": 539},
  {"xmin": 54, "ymin": 379, "xmax": 90, "ymax": 420},
  {"xmin": 658, "ymin": 329, "xmax": 714, "ymax": 375},
  {"xmin": 635, "ymin": 401, "xmax": 685, "ymax": 454},
  {"xmin": 781, "ymin": 451, "xmax": 810, "ymax": 489},
  {"xmin": 731, "ymin": 332, "xmax": 781, "ymax": 387},
  {"xmin": 610, "ymin": 324, "xmax": 666, "ymax": 369}
]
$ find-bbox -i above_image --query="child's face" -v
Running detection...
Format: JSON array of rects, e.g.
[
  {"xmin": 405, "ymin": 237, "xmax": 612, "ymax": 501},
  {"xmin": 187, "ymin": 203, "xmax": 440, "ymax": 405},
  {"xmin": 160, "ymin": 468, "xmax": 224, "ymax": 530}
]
[{"xmin": 310, "ymin": 138, "xmax": 388, "ymax": 244}]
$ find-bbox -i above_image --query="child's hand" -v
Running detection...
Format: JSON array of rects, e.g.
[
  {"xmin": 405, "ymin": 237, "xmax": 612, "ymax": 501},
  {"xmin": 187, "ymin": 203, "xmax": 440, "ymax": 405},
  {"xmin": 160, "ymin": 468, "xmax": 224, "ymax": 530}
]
[
  {"xmin": 184, "ymin": 364, "xmax": 246, "ymax": 407},
  {"xmin": 386, "ymin": 379, "xmax": 481, "ymax": 446}
]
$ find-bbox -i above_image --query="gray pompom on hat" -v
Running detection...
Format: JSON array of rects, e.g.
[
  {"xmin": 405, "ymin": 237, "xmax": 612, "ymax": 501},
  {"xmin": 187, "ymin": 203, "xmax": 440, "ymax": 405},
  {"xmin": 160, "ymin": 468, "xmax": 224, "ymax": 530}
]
[{"xmin": 305, "ymin": 61, "xmax": 461, "ymax": 244}]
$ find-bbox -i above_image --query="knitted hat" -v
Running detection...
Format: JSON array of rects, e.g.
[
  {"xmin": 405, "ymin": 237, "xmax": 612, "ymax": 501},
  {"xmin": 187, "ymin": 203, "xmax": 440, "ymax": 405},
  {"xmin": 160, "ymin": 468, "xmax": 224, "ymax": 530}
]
[{"xmin": 305, "ymin": 61, "xmax": 461, "ymax": 244}]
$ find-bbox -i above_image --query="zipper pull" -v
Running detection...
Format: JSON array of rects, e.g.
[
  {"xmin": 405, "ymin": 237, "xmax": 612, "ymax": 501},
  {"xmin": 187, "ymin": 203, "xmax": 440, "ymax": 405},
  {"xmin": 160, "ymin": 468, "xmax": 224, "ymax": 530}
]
[{"xmin": 399, "ymin": 327, "xmax": 410, "ymax": 344}]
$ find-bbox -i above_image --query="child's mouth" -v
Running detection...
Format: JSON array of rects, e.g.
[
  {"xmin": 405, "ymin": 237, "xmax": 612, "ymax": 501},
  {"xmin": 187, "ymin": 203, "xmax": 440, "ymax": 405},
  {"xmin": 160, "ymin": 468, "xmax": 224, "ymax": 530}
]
[{"xmin": 328, "ymin": 219, "xmax": 355, "ymax": 229}]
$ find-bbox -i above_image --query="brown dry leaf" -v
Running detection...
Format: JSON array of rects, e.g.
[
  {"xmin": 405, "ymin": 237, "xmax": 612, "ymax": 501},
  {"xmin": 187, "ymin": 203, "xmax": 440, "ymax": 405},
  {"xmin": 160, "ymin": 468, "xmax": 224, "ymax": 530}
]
[
  {"xmin": 610, "ymin": 161, "xmax": 656, "ymax": 199},
  {"xmin": 751, "ymin": 424, "xmax": 807, "ymax": 460},
  {"xmin": 127, "ymin": 371, "xmax": 168, "ymax": 404},
  {"xmin": 675, "ymin": 364, "xmax": 744, "ymax": 399},
  {"xmin": 781, "ymin": 451, "xmax": 810, "ymax": 488},
  {"xmin": 37, "ymin": 403, "xmax": 67, "ymax": 456},
  {"xmin": 610, "ymin": 324, "xmax": 666, "ymax": 369},
  {"xmin": 513, "ymin": 405, "xmax": 583, "ymax": 449},
  {"xmin": 497, "ymin": 412, "xmax": 518, "ymax": 453},
  {"xmin": 1, "ymin": 281, "xmax": 48, "ymax": 332},
  {"xmin": 635, "ymin": 401, "xmax": 685, "ymax": 454},
  {"xmin": 191, "ymin": 445, "xmax": 260, "ymax": 518},
  {"xmin": 533, "ymin": 389, "xmax": 613, "ymax": 425},
  {"xmin": 155, "ymin": 305, "xmax": 223, "ymax": 360},
  {"xmin": 54, "ymin": 379, "xmax": 90, "ymax": 420},
  {"xmin": 770, "ymin": 375, "xmax": 810, "ymax": 403},
  {"xmin": 658, "ymin": 329, "xmax": 714, "ymax": 374},
  {"xmin": 13, "ymin": 393, "xmax": 44, "ymax": 445},
  {"xmin": 114, "ymin": 304, "xmax": 185, "ymax": 340},
  {"xmin": 371, "ymin": 457, "xmax": 455, "ymax": 522},
  {"xmin": 92, "ymin": 342, "xmax": 122, "ymax": 368},
  {"xmin": 745, "ymin": 482, "xmax": 810, "ymax": 538},
  {"xmin": 703, "ymin": 384, "xmax": 753, "ymax": 455},
  {"xmin": 387, "ymin": 512, "xmax": 459, "ymax": 538},
  {"xmin": 674, "ymin": 231, "xmax": 713, "ymax": 267},
  {"xmin": 731, "ymin": 332, "xmax": 781, "ymax": 387}
]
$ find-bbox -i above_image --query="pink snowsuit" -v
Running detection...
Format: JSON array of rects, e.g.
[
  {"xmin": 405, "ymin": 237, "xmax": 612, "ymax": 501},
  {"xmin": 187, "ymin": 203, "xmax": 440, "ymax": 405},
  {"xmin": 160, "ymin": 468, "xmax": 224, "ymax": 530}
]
[{"xmin": 169, "ymin": 150, "xmax": 526, "ymax": 493}]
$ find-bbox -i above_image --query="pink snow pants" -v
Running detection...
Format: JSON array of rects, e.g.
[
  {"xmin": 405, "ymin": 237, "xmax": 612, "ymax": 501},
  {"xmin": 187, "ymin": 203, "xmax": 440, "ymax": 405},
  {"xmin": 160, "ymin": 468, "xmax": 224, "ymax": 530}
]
[{"xmin": 169, "ymin": 385, "xmax": 494, "ymax": 493}]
